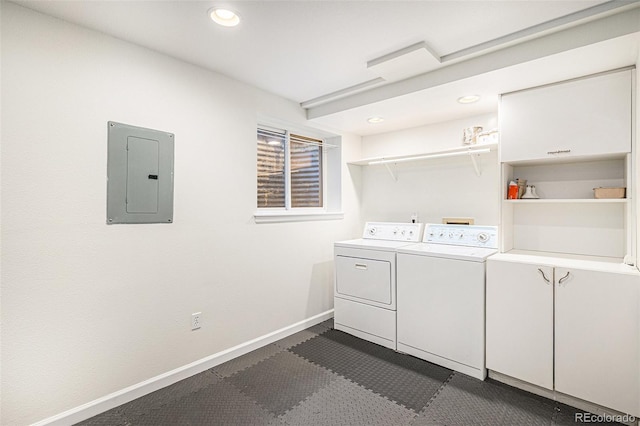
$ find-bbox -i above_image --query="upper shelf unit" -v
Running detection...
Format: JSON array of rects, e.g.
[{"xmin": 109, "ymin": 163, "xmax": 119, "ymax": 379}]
[
  {"xmin": 500, "ymin": 68, "xmax": 632, "ymax": 164},
  {"xmin": 498, "ymin": 67, "xmax": 634, "ymax": 261},
  {"xmin": 348, "ymin": 142, "xmax": 497, "ymax": 180}
]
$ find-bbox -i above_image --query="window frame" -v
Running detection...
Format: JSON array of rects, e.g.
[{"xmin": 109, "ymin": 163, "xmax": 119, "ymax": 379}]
[{"xmin": 254, "ymin": 121, "xmax": 343, "ymax": 223}]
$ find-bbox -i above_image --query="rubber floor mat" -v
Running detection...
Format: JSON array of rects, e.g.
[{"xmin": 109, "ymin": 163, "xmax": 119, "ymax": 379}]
[
  {"xmin": 279, "ymin": 377, "xmax": 417, "ymax": 426},
  {"xmin": 413, "ymin": 373, "xmax": 555, "ymax": 426},
  {"xmin": 290, "ymin": 329, "xmax": 452, "ymax": 412},
  {"xmin": 129, "ymin": 380, "xmax": 275, "ymax": 426},
  {"xmin": 213, "ymin": 343, "xmax": 282, "ymax": 378},
  {"xmin": 227, "ymin": 350, "xmax": 338, "ymax": 416}
]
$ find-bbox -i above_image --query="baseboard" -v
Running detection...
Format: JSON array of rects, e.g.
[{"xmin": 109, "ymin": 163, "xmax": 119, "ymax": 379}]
[{"xmin": 32, "ymin": 310, "xmax": 334, "ymax": 426}]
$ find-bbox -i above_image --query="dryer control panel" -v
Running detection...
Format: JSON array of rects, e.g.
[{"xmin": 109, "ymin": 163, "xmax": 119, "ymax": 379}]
[
  {"xmin": 362, "ymin": 222, "xmax": 424, "ymax": 242},
  {"xmin": 423, "ymin": 224, "xmax": 498, "ymax": 248}
]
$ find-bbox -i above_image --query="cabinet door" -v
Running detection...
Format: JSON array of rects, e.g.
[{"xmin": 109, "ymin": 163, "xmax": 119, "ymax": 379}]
[
  {"xmin": 555, "ymin": 268, "xmax": 639, "ymax": 416},
  {"xmin": 486, "ymin": 259, "xmax": 554, "ymax": 389},
  {"xmin": 500, "ymin": 70, "xmax": 631, "ymax": 163}
]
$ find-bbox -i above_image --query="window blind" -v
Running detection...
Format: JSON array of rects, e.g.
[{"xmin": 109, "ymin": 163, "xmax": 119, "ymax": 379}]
[
  {"xmin": 257, "ymin": 129, "xmax": 286, "ymax": 208},
  {"xmin": 290, "ymin": 134, "xmax": 323, "ymax": 208}
]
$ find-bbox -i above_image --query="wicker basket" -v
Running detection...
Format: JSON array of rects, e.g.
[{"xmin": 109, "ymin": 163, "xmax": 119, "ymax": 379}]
[{"xmin": 593, "ymin": 187, "xmax": 626, "ymax": 199}]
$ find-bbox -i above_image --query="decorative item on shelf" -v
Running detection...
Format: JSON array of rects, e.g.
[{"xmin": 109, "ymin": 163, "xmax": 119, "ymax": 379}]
[
  {"xmin": 532, "ymin": 186, "xmax": 539, "ymax": 198},
  {"xmin": 462, "ymin": 126, "xmax": 483, "ymax": 145},
  {"xmin": 477, "ymin": 129, "xmax": 499, "ymax": 145},
  {"xmin": 593, "ymin": 187, "xmax": 626, "ymax": 199},
  {"xmin": 521, "ymin": 185, "xmax": 540, "ymax": 199},
  {"xmin": 507, "ymin": 181, "xmax": 518, "ymax": 199},
  {"xmin": 516, "ymin": 178, "xmax": 527, "ymax": 199}
]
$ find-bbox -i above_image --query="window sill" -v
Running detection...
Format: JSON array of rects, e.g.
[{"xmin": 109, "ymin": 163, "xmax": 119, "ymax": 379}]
[{"xmin": 254, "ymin": 210, "xmax": 344, "ymax": 224}]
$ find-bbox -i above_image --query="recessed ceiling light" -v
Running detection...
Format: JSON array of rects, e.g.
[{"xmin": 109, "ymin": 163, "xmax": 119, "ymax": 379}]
[
  {"xmin": 209, "ymin": 7, "xmax": 240, "ymax": 27},
  {"xmin": 367, "ymin": 116, "xmax": 385, "ymax": 124},
  {"xmin": 457, "ymin": 95, "xmax": 480, "ymax": 104}
]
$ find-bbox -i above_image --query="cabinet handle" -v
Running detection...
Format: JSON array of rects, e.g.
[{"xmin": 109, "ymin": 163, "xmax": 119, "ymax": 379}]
[
  {"xmin": 547, "ymin": 149, "xmax": 571, "ymax": 155},
  {"xmin": 537, "ymin": 268, "xmax": 550, "ymax": 284},
  {"xmin": 558, "ymin": 272, "xmax": 570, "ymax": 285},
  {"xmin": 355, "ymin": 264, "xmax": 367, "ymax": 270}
]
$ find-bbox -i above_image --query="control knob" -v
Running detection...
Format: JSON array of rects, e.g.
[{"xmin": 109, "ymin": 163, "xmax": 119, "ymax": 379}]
[{"xmin": 477, "ymin": 232, "xmax": 490, "ymax": 243}]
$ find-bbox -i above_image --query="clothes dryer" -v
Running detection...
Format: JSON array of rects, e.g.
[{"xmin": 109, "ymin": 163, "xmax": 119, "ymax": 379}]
[{"xmin": 334, "ymin": 222, "xmax": 424, "ymax": 349}]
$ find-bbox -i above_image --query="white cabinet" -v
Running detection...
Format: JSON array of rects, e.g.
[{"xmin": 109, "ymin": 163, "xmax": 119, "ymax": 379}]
[
  {"xmin": 494, "ymin": 67, "xmax": 638, "ymax": 417},
  {"xmin": 486, "ymin": 259, "xmax": 554, "ymax": 389},
  {"xmin": 486, "ymin": 256, "xmax": 640, "ymax": 417},
  {"xmin": 555, "ymin": 267, "xmax": 639, "ymax": 417},
  {"xmin": 500, "ymin": 69, "xmax": 632, "ymax": 163}
]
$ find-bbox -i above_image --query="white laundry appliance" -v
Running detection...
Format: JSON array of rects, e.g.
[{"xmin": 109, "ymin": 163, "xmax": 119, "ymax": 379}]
[
  {"xmin": 396, "ymin": 223, "xmax": 498, "ymax": 379},
  {"xmin": 334, "ymin": 222, "xmax": 424, "ymax": 350}
]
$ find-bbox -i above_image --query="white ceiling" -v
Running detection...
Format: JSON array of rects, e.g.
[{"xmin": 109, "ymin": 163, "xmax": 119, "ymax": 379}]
[
  {"xmin": 13, "ymin": 0, "xmax": 640, "ymax": 136},
  {"xmin": 312, "ymin": 32, "xmax": 640, "ymax": 135}
]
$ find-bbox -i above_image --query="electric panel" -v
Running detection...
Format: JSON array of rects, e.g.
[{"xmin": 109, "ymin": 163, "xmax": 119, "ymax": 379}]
[{"xmin": 107, "ymin": 121, "xmax": 174, "ymax": 224}]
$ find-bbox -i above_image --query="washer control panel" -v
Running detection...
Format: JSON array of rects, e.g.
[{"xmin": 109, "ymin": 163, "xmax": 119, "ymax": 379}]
[
  {"xmin": 423, "ymin": 224, "xmax": 498, "ymax": 248},
  {"xmin": 362, "ymin": 222, "xmax": 424, "ymax": 242}
]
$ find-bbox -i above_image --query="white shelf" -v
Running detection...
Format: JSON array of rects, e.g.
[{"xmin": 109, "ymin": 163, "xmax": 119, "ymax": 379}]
[
  {"xmin": 504, "ymin": 198, "xmax": 628, "ymax": 204},
  {"xmin": 348, "ymin": 142, "xmax": 497, "ymax": 166},
  {"xmin": 349, "ymin": 142, "xmax": 497, "ymax": 180}
]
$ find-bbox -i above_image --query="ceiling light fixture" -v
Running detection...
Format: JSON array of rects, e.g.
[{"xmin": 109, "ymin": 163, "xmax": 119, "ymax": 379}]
[
  {"xmin": 209, "ymin": 7, "xmax": 240, "ymax": 27},
  {"xmin": 367, "ymin": 116, "xmax": 385, "ymax": 124},
  {"xmin": 457, "ymin": 95, "xmax": 480, "ymax": 104}
]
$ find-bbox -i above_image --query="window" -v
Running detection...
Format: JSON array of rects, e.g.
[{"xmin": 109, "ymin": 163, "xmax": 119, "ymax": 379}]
[
  {"xmin": 255, "ymin": 120, "xmax": 343, "ymax": 223},
  {"xmin": 257, "ymin": 128, "xmax": 286, "ymax": 208},
  {"xmin": 257, "ymin": 127, "xmax": 323, "ymax": 209},
  {"xmin": 290, "ymin": 134, "xmax": 323, "ymax": 208}
]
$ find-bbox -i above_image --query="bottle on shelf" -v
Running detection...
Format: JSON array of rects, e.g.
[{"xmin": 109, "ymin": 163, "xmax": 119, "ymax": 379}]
[{"xmin": 508, "ymin": 181, "xmax": 518, "ymax": 199}]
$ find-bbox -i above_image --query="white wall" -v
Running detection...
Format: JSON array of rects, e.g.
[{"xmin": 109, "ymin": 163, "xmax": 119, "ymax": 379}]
[
  {"xmin": 360, "ymin": 114, "xmax": 500, "ymax": 225},
  {"xmin": 635, "ymin": 49, "xmax": 640, "ymax": 267},
  {"xmin": 0, "ymin": 3, "xmax": 362, "ymax": 424}
]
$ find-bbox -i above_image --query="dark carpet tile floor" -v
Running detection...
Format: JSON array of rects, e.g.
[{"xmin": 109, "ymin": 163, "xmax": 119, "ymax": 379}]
[{"xmin": 76, "ymin": 319, "xmax": 624, "ymax": 426}]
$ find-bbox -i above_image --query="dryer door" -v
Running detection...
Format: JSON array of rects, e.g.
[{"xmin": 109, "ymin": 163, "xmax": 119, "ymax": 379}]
[{"xmin": 335, "ymin": 255, "xmax": 392, "ymax": 305}]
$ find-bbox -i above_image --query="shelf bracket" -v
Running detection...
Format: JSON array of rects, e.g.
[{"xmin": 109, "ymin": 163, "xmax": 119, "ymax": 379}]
[
  {"xmin": 384, "ymin": 163, "xmax": 398, "ymax": 181},
  {"xmin": 470, "ymin": 154, "xmax": 481, "ymax": 176}
]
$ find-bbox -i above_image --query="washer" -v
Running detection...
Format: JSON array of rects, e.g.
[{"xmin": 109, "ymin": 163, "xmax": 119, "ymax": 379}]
[
  {"xmin": 334, "ymin": 222, "xmax": 424, "ymax": 349},
  {"xmin": 397, "ymin": 223, "xmax": 498, "ymax": 379}
]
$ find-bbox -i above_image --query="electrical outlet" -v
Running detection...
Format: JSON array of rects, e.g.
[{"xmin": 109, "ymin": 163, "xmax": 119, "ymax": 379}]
[{"xmin": 191, "ymin": 312, "xmax": 202, "ymax": 330}]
